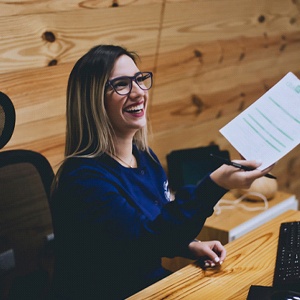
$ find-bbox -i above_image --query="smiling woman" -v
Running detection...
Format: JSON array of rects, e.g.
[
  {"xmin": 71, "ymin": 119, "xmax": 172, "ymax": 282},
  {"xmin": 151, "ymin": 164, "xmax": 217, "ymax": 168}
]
[
  {"xmin": 49, "ymin": 44, "xmax": 274, "ymax": 300},
  {"xmin": 104, "ymin": 55, "xmax": 149, "ymax": 140}
]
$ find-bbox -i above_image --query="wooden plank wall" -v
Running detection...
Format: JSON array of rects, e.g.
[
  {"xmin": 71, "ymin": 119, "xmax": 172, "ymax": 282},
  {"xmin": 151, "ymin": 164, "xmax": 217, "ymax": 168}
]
[{"xmin": 1, "ymin": 0, "xmax": 300, "ymax": 200}]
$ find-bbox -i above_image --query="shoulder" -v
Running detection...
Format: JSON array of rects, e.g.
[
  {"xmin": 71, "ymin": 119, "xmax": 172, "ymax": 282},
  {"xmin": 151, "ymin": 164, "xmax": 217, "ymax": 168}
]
[
  {"xmin": 52, "ymin": 155, "xmax": 118, "ymax": 199},
  {"xmin": 56, "ymin": 155, "xmax": 111, "ymax": 183},
  {"xmin": 135, "ymin": 145, "xmax": 160, "ymax": 165},
  {"xmin": 61, "ymin": 156, "xmax": 100, "ymax": 172}
]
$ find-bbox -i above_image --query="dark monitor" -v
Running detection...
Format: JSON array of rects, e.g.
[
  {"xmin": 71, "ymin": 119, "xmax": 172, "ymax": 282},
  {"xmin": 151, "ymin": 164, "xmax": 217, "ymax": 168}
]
[{"xmin": 166, "ymin": 145, "xmax": 230, "ymax": 191}]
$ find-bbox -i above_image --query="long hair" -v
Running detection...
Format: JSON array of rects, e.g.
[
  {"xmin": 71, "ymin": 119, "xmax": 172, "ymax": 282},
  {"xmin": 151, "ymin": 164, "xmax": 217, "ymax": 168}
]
[{"xmin": 65, "ymin": 44, "xmax": 149, "ymax": 159}]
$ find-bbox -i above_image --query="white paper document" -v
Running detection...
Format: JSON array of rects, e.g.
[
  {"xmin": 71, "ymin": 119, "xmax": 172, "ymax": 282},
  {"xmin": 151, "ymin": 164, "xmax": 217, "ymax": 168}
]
[{"xmin": 220, "ymin": 72, "xmax": 300, "ymax": 170}]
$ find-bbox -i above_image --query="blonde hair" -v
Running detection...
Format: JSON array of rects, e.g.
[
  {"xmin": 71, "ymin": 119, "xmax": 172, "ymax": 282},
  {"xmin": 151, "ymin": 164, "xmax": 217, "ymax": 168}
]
[{"xmin": 65, "ymin": 44, "xmax": 149, "ymax": 159}]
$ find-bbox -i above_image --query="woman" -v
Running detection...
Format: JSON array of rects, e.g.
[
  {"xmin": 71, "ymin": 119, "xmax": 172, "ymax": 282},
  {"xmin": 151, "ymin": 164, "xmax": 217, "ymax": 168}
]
[{"xmin": 50, "ymin": 45, "xmax": 273, "ymax": 299}]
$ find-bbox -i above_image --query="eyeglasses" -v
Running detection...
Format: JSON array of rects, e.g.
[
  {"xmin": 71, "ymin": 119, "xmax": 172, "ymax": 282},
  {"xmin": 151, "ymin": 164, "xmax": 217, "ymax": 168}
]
[{"xmin": 105, "ymin": 72, "xmax": 153, "ymax": 96}]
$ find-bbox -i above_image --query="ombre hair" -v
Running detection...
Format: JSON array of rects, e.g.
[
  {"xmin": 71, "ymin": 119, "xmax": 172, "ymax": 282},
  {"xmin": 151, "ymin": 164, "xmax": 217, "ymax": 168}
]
[{"xmin": 65, "ymin": 44, "xmax": 150, "ymax": 159}]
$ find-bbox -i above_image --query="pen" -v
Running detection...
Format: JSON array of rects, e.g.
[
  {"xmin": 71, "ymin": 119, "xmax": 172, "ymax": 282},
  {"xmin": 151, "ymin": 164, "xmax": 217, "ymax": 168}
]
[{"xmin": 210, "ymin": 153, "xmax": 277, "ymax": 179}]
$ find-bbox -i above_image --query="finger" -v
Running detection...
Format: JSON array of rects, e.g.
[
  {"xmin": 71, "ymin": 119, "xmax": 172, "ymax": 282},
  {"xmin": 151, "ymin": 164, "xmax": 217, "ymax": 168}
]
[
  {"xmin": 218, "ymin": 248, "xmax": 226, "ymax": 263},
  {"xmin": 211, "ymin": 242, "xmax": 226, "ymax": 263},
  {"xmin": 232, "ymin": 165, "xmax": 270, "ymax": 182},
  {"xmin": 203, "ymin": 248, "xmax": 221, "ymax": 264},
  {"xmin": 232, "ymin": 159, "xmax": 262, "ymax": 169},
  {"xmin": 204, "ymin": 260, "xmax": 216, "ymax": 267}
]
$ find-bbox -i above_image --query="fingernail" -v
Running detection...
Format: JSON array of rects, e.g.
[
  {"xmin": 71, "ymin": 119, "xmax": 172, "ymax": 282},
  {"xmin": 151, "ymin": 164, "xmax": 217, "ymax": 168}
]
[
  {"xmin": 214, "ymin": 257, "xmax": 220, "ymax": 263},
  {"xmin": 205, "ymin": 262, "xmax": 210, "ymax": 267},
  {"xmin": 211, "ymin": 263, "xmax": 215, "ymax": 267}
]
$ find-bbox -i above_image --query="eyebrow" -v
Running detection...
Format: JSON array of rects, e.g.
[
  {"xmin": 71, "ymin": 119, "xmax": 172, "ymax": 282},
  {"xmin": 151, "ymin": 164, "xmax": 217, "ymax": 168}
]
[{"xmin": 109, "ymin": 71, "xmax": 141, "ymax": 81}]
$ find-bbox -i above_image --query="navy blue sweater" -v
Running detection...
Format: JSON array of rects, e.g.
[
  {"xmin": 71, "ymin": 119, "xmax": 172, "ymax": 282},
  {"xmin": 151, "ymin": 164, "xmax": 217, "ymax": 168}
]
[{"xmin": 50, "ymin": 146, "xmax": 227, "ymax": 299}]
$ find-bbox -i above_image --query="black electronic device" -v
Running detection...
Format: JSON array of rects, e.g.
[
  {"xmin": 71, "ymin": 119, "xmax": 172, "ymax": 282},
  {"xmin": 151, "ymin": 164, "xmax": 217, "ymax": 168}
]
[
  {"xmin": 166, "ymin": 145, "xmax": 230, "ymax": 191},
  {"xmin": 273, "ymin": 221, "xmax": 300, "ymax": 292},
  {"xmin": 247, "ymin": 286, "xmax": 300, "ymax": 300},
  {"xmin": 271, "ymin": 289, "xmax": 300, "ymax": 300},
  {"xmin": 247, "ymin": 221, "xmax": 300, "ymax": 299}
]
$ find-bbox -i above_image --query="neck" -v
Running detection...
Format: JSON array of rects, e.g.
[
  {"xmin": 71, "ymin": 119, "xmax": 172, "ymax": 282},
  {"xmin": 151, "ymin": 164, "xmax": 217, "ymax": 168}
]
[
  {"xmin": 110, "ymin": 136, "xmax": 136, "ymax": 168},
  {"xmin": 113, "ymin": 136, "xmax": 133, "ymax": 158}
]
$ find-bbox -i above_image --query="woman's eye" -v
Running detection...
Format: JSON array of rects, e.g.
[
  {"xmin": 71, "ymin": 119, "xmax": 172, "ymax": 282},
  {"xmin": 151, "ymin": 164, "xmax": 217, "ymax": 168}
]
[
  {"xmin": 138, "ymin": 73, "xmax": 150, "ymax": 83},
  {"xmin": 137, "ymin": 76, "xmax": 145, "ymax": 83},
  {"xmin": 113, "ymin": 80, "xmax": 128, "ymax": 90}
]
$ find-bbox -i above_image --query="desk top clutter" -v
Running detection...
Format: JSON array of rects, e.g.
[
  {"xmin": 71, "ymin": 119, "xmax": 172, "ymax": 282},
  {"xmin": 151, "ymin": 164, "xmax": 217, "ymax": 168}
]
[
  {"xmin": 234, "ymin": 175, "xmax": 278, "ymax": 201},
  {"xmin": 200, "ymin": 191, "xmax": 297, "ymax": 244}
]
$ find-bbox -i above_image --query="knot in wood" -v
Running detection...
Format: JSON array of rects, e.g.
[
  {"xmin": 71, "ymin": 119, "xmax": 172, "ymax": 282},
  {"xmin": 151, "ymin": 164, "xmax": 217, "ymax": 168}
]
[{"xmin": 42, "ymin": 31, "xmax": 56, "ymax": 43}]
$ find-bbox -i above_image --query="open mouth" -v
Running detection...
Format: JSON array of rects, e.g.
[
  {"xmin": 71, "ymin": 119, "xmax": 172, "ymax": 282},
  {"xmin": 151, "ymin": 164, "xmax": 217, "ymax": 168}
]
[{"xmin": 124, "ymin": 103, "xmax": 144, "ymax": 114}]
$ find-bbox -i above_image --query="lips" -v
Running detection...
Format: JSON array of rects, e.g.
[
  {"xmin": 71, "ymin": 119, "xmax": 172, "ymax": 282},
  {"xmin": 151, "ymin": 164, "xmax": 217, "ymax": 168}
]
[{"xmin": 124, "ymin": 103, "xmax": 144, "ymax": 114}]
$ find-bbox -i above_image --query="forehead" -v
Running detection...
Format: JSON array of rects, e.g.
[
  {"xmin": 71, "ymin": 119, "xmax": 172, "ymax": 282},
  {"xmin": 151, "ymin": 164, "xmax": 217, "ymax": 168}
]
[{"xmin": 110, "ymin": 55, "xmax": 139, "ymax": 78}]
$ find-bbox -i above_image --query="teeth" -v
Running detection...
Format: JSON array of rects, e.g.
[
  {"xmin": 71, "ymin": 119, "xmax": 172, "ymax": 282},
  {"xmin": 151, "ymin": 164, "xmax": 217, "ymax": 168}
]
[{"xmin": 126, "ymin": 104, "xmax": 143, "ymax": 112}]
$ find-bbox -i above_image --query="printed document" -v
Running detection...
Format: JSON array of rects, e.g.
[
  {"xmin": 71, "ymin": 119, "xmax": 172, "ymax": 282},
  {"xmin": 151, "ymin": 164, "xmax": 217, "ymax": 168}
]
[{"xmin": 220, "ymin": 72, "xmax": 300, "ymax": 170}]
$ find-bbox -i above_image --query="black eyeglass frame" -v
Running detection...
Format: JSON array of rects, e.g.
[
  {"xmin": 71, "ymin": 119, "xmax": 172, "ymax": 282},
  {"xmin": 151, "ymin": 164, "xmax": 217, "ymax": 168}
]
[{"xmin": 105, "ymin": 72, "xmax": 153, "ymax": 96}]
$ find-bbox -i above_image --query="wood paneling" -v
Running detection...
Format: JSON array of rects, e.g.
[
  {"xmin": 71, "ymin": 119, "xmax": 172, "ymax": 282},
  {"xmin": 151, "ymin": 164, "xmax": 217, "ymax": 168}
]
[
  {"xmin": 0, "ymin": 0, "xmax": 161, "ymax": 17},
  {"xmin": 0, "ymin": 0, "xmax": 300, "ymax": 199},
  {"xmin": 148, "ymin": 0, "xmax": 300, "ymax": 200},
  {"xmin": 1, "ymin": 2, "xmax": 299, "ymax": 298},
  {"xmin": 0, "ymin": 3, "xmax": 161, "ymax": 74}
]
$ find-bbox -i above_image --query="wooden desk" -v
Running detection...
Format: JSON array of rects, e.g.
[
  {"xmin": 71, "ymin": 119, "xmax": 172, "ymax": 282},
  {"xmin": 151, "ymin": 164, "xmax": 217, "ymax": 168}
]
[
  {"xmin": 127, "ymin": 210, "xmax": 300, "ymax": 300},
  {"xmin": 163, "ymin": 191, "xmax": 297, "ymax": 272},
  {"xmin": 198, "ymin": 191, "xmax": 298, "ymax": 244}
]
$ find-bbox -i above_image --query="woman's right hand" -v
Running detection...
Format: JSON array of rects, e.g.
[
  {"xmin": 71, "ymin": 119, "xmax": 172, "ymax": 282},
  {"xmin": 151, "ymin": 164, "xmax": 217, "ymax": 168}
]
[{"xmin": 210, "ymin": 160, "xmax": 275, "ymax": 190}]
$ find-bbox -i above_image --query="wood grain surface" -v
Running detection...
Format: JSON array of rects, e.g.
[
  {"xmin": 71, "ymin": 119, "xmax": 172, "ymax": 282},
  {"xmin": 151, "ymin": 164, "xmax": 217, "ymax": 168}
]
[
  {"xmin": 0, "ymin": 2, "xmax": 299, "ymax": 298},
  {"xmin": 127, "ymin": 210, "xmax": 300, "ymax": 300},
  {"xmin": 0, "ymin": 0, "xmax": 299, "ymax": 207}
]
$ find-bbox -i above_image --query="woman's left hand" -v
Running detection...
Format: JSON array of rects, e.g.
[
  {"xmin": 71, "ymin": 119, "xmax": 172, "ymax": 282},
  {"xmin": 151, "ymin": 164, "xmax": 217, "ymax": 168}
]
[{"xmin": 188, "ymin": 240, "xmax": 226, "ymax": 267}]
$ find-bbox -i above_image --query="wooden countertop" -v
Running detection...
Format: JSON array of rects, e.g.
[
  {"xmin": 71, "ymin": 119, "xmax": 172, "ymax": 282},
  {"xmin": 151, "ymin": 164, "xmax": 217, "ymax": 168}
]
[
  {"xmin": 205, "ymin": 191, "xmax": 296, "ymax": 232},
  {"xmin": 127, "ymin": 209, "xmax": 300, "ymax": 300}
]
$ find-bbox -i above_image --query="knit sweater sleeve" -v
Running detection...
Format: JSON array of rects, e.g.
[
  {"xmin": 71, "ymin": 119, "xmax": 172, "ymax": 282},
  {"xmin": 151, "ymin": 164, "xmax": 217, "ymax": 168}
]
[
  {"xmin": 51, "ymin": 157, "xmax": 228, "ymax": 261},
  {"xmin": 149, "ymin": 175, "xmax": 228, "ymax": 257}
]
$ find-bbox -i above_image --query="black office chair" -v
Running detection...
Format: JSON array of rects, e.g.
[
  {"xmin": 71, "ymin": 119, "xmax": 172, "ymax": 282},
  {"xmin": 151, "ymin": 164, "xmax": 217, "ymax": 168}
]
[
  {"xmin": 0, "ymin": 92, "xmax": 55, "ymax": 300},
  {"xmin": 0, "ymin": 91, "xmax": 15, "ymax": 150}
]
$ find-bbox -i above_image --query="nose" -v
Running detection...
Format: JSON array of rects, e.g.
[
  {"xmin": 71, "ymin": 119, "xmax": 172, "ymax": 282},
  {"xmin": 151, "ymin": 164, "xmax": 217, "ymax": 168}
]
[{"xmin": 130, "ymin": 80, "xmax": 145, "ymax": 96}]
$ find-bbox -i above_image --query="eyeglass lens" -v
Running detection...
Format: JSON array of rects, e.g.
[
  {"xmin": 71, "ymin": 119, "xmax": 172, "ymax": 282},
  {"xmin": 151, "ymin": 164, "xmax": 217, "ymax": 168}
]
[{"xmin": 111, "ymin": 72, "xmax": 152, "ymax": 95}]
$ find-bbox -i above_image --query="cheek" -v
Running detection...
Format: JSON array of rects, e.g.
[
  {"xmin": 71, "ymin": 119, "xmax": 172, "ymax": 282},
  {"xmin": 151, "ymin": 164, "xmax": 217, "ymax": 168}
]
[
  {"xmin": 104, "ymin": 98, "xmax": 117, "ymax": 123},
  {"xmin": 105, "ymin": 93, "xmax": 119, "ymax": 112},
  {"xmin": 105, "ymin": 102, "xmax": 118, "ymax": 122},
  {"xmin": 104, "ymin": 98, "xmax": 111, "ymax": 113},
  {"xmin": 104, "ymin": 95, "xmax": 126, "ymax": 122}
]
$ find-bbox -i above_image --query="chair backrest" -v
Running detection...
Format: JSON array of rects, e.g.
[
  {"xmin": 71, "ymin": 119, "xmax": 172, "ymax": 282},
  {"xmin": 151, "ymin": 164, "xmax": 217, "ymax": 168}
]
[
  {"xmin": 0, "ymin": 150, "xmax": 55, "ymax": 299},
  {"xmin": 0, "ymin": 92, "xmax": 16, "ymax": 149},
  {"xmin": 0, "ymin": 92, "xmax": 55, "ymax": 300}
]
